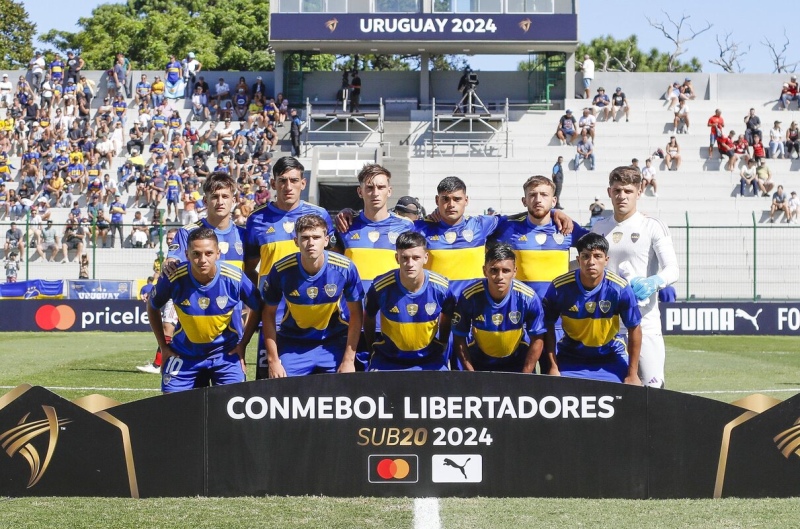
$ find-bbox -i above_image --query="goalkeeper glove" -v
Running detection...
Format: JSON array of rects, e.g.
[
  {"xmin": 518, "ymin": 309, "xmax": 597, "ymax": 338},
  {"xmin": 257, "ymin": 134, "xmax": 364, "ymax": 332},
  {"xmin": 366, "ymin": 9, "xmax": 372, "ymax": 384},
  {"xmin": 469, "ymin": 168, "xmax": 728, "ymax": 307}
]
[{"xmin": 629, "ymin": 275, "xmax": 663, "ymax": 301}]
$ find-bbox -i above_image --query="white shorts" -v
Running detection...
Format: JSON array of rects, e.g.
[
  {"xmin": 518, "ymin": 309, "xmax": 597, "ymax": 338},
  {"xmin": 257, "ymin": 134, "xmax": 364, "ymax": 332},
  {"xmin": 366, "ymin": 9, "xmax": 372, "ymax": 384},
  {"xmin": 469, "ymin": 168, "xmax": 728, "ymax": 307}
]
[
  {"xmin": 182, "ymin": 210, "xmax": 199, "ymax": 225},
  {"xmin": 161, "ymin": 300, "xmax": 178, "ymax": 325}
]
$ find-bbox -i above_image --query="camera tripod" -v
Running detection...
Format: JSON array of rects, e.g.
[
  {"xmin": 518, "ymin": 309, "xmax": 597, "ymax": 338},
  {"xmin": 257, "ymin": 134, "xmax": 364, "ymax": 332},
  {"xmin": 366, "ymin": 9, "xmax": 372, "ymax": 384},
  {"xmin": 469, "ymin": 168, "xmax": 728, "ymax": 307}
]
[{"xmin": 454, "ymin": 87, "xmax": 490, "ymax": 115}]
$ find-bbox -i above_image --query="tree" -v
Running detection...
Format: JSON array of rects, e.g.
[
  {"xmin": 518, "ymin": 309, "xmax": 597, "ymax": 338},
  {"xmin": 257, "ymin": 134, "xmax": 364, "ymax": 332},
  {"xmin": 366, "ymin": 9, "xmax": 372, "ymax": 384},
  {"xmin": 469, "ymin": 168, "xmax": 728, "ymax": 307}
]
[
  {"xmin": 646, "ymin": 11, "xmax": 712, "ymax": 72},
  {"xmin": 0, "ymin": 0, "xmax": 35, "ymax": 68},
  {"xmin": 761, "ymin": 29, "xmax": 798, "ymax": 74},
  {"xmin": 537, "ymin": 35, "xmax": 702, "ymax": 73},
  {"xmin": 39, "ymin": 0, "xmax": 273, "ymax": 71},
  {"xmin": 709, "ymin": 32, "xmax": 749, "ymax": 73}
]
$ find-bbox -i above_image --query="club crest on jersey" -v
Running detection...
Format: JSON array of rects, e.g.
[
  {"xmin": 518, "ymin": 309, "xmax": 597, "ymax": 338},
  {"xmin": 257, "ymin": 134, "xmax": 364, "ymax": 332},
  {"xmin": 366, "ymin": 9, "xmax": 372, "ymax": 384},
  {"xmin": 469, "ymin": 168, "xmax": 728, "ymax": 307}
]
[
  {"xmin": 462, "ymin": 229, "xmax": 474, "ymax": 242},
  {"xmin": 491, "ymin": 314, "xmax": 504, "ymax": 326},
  {"xmin": 444, "ymin": 231, "xmax": 457, "ymax": 244},
  {"xmin": 168, "ymin": 243, "xmax": 179, "ymax": 252},
  {"xmin": 553, "ymin": 233, "xmax": 565, "ymax": 245},
  {"xmin": 198, "ymin": 297, "xmax": 210, "ymax": 309},
  {"xmin": 599, "ymin": 300, "xmax": 611, "ymax": 314},
  {"xmin": 282, "ymin": 221, "xmax": 295, "ymax": 233},
  {"xmin": 388, "ymin": 232, "xmax": 399, "ymax": 244},
  {"xmin": 452, "ymin": 312, "xmax": 461, "ymax": 325},
  {"xmin": 509, "ymin": 311, "xmax": 521, "ymax": 324},
  {"xmin": 307, "ymin": 287, "xmax": 319, "ymax": 299},
  {"xmin": 631, "ymin": 233, "xmax": 640, "ymax": 243},
  {"xmin": 218, "ymin": 241, "xmax": 229, "ymax": 254},
  {"xmin": 216, "ymin": 296, "xmax": 228, "ymax": 309},
  {"xmin": 425, "ymin": 302, "xmax": 437, "ymax": 315},
  {"xmin": 367, "ymin": 231, "xmax": 380, "ymax": 243},
  {"xmin": 535, "ymin": 233, "xmax": 547, "ymax": 245},
  {"xmin": 612, "ymin": 232, "xmax": 623, "ymax": 243},
  {"xmin": 324, "ymin": 284, "xmax": 337, "ymax": 297},
  {"xmin": 235, "ymin": 242, "xmax": 243, "ymax": 254},
  {"xmin": 407, "ymin": 303, "xmax": 419, "ymax": 316},
  {"xmin": 584, "ymin": 301, "xmax": 596, "ymax": 313}
]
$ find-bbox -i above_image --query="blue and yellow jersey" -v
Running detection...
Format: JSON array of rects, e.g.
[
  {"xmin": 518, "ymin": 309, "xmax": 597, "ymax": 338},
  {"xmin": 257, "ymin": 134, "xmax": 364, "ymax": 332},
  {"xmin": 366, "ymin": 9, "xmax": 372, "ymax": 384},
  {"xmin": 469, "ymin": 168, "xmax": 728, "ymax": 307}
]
[
  {"xmin": 244, "ymin": 200, "xmax": 334, "ymax": 290},
  {"xmin": 165, "ymin": 61, "xmax": 182, "ymax": 84},
  {"xmin": 542, "ymin": 270, "xmax": 641, "ymax": 361},
  {"xmin": 136, "ymin": 81, "xmax": 151, "ymax": 95},
  {"xmin": 50, "ymin": 60, "xmax": 64, "ymax": 79},
  {"xmin": 169, "ymin": 116, "xmax": 182, "ymax": 130},
  {"xmin": 63, "ymin": 84, "xmax": 76, "ymax": 97},
  {"xmin": 168, "ymin": 219, "xmax": 246, "ymax": 270},
  {"xmin": 170, "ymin": 142, "xmax": 183, "ymax": 157},
  {"xmin": 150, "ymin": 142, "xmax": 167, "ymax": 157},
  {"xmin": 112, "ymin": 100, "xmax": 127, "ymax": 116},
  {"xmin": 366, "ymin": 269, "xmax": 454, "ymax": 362},
  {"xmin": 152, "ymin": 114, "xmax": 168, "ymax": 129},
  {"xmin": 86, "ymin": 163, "xmax": 101, "ymax": 181},
  {"xmin": 38, "ymin": 117, "xmax": 50, "ymax": 129},
  {"xmin": 415, "ymin": 215, "xmax": 499, "ymax": 298},
  {"xmin": 453, "ymin": 279, "xmax": 545, "ymax": 359},
  {"xmin": 492, "ymin": 215, "xmax": 589, "ymax": 300},
  {"xmin": 0, "ymin": 152, "xmax": 8, "ymax": 172},
  {"xmin": 67, "ymin": 163, "xmax": 85, "ymax": 180},
  {"xmin": 53, "ymin": 84, "xmax": 63, "ymax": 95},
  {"xmin": 337, "ymin": 212, "xmax": 413, "ymax": 288},
  {"xmin": 263, "ymin": 251, "xmax": 364, "ymax": 341},
  {"xmin": 150, "ymin": 262, "xmax": 261, "ymax": 358},
  {"xmin": 165, "ymin": 174, "xmax": 182, "ymax": 199}
]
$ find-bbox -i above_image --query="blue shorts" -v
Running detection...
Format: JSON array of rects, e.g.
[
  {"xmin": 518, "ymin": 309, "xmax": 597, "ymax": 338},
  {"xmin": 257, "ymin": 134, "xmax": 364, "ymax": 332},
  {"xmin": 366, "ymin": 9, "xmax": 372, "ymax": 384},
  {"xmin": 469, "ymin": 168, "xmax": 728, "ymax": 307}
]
[
  {"xmin": 583, "ymin": 77, "xmax": 592, "ymax": 89},
  {"xmin": 466, "ymin": 342, "xmax": 529, "ymax": 373},
  {"xmin": 275, "ymin": 335, "xmax": 347, "ymax": 376},
  {"xmin": 161, "ymin": 351, "xmax": 244, "ymax": 392},
  {"xmin": 556, "ymin": 352, "xmax": 629, "ymax": 383},
  {"xmin": 368, "ymin": 347, "xmax": 449, "ymax": 372}
]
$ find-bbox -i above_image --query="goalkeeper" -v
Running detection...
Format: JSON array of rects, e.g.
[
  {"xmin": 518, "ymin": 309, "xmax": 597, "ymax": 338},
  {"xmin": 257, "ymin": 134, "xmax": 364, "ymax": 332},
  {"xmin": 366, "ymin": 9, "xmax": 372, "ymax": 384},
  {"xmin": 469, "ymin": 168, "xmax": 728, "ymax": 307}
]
[{"xmin": 592, "ymin": 165, "xmax": 679, "ymax": 388}]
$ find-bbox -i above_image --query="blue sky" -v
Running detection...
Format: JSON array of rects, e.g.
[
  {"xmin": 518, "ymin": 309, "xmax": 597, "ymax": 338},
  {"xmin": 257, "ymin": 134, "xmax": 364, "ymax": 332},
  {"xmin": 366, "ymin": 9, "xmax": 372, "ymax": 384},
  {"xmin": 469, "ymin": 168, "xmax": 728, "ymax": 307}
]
[{"xmin": 22, "ymin": 0, "xmax": 796, "ymax": 73}]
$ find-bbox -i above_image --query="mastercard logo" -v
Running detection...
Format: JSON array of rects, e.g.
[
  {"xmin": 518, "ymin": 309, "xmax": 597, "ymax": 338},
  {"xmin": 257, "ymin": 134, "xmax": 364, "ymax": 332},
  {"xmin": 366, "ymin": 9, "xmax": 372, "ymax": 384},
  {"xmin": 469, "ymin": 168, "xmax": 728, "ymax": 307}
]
[
  {"xmin": 368, "ymin": 455, "xmax": 418, "ymax": 483},
  {"xmin": 35, "ymin": 304, "xmax": 76, "ymax": 331}
]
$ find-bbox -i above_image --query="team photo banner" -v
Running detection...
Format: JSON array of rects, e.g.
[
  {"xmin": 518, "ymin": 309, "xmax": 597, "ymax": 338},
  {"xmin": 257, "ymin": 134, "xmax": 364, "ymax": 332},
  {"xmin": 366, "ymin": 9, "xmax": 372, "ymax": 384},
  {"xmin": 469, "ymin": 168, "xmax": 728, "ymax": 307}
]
[
  {"xmin": 269, "ymin": 13, "xmax": 578, "ymax": 42},
  {"xmin": 0, "ymin": 299, "xmax": 150, "ymax": 332},
  {"xmin": 2, "ymin": 373, "xmax": 799, "ymax": 498},
  {"xmin": 661, "ymin": 302, "xmax": 800, "ymax": 335}
]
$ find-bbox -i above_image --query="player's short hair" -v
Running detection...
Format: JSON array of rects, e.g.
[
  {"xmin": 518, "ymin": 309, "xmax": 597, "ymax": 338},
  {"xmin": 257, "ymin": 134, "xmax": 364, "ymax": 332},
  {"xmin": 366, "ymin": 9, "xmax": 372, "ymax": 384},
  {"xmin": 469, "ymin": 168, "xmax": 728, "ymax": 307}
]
[
  {"xmin": 485, "ymin": 242, "xmax": 516, "ymax": 264},
  {"xmin": 188, "ymin": 227, "xmax": 218, "ymax": 245},
  {"xmin": 395, "ymin": 231, "xmax": 427, "ymax": 251},
  {"xmin": 203, "ymin": 172, "xmax": 236, "ymax": 195},
  {"xmin": 273, "ymin": 156, "xmax": 305, "ymax": 178},
  {"xmin": 295, "ymin": 214, "xmax": 328, "ymax": 234},
  {"xmin": 166, "ymin": 227, "xmax": 179, "ymax": 237},
  {"xmin": 608, "ymin": 165, "xmax": 642, "ymax": 187},
  {"xmin": 437, "ymin": 176, "xmax": 466, "ymax": 195},
  {"xmin": 575, "ymin": 233, "xmax": 608, "ymax": 255},
  {"xmin": 522, "ymin": 175, "xmax": 555, "ymax": 195},
  {"xmin": 357, "ymin": 163, "xmax": 391, "ymax": 185}
]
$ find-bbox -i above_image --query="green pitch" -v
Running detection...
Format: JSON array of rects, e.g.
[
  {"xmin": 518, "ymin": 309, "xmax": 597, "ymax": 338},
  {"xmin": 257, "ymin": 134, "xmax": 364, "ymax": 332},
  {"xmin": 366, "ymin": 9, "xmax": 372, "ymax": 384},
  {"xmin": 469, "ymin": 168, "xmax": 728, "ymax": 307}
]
[{"xmin": 0, "ymin": 332, "xmax": 798, "ymax": 528}]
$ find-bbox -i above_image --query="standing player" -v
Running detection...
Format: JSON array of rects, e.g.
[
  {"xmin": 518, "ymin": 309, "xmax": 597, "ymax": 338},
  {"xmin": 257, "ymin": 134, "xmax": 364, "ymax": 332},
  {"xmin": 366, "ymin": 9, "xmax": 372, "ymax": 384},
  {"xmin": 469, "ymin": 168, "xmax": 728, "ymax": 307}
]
[
  {"xmin": 164, "ymin": 172, "xmax": 245, "ymax": 272},
  {"xmin": 592, "ymin": 166, "xmax": 678, "ymax": 388},
  {"xmin": 453, "ymin": 243, "xmax": 545, "ymax": 373},
  {"xmin": 147, "ymin": 228, "xmax": 262, "ymax": 392},
  {"xmin": 543, "ymin": 233, "xmax": 642, "ymax": 385},
  {"xmin": 365, "ymin": 232, "xmax": 455, "ymax": 371},
  {"xmin": 244, "ymin": 156, "xmax": 335, "ymax": 379},
  {"xmin": 261, "ymin": 214, "xmax": 363, "ymax": 377}
]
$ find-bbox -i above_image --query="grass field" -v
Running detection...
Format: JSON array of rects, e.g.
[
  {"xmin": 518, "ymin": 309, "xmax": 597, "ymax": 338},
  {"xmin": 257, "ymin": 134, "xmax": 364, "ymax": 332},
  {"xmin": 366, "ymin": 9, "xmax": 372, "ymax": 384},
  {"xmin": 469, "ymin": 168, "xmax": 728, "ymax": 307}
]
[{"xmin": 1, "ymin": 332, "xmax": 799, "ymax": 528}]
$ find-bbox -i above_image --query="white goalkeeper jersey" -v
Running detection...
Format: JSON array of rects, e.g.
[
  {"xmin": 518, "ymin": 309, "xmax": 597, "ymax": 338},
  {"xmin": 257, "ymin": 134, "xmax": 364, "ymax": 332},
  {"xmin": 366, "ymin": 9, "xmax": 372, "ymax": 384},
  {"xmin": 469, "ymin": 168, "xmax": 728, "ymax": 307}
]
[{"xmin": 592, "ymin": 211, "xmax": 679, "ymax": 331}]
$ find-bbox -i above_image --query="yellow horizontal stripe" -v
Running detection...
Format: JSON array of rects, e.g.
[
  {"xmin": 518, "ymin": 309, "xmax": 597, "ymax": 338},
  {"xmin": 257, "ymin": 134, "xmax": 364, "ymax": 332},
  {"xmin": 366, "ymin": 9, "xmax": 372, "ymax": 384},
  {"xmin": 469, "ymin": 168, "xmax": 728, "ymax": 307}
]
[
  {"xmin": 260, "ymin": 241, "xmax": 298, "ymax": 277},
  {"xmin": 175, "ymin": 307, "xmax": 232, "ymax": 344},
  {"xmin": 427, "ymin": 247, "xmax": 484, "ymax": 282},
  {"xmin": 345, "ymin": 248, "xmax": 398, "ymax": 283},
  {"xmin": 221, "ymin": 260, "xmax": 244, "ymax": 271},
  {"xmin": 285, "ymin": 300, "xmax": 339, "ymax": 331},
  {"xmin": 515, "ymin": 249, "xmax": 569, "ymax": 284},
  {"xmin": 561, "ymin": 314, "xmax": 620, "ymax": 348},
  {"xmin": 473, "ymin": 328, "xmax": 524, "ymax": 358},
  {"xmin": 381, "ymin": 316, "xmax": 438, "ymax": 352}
]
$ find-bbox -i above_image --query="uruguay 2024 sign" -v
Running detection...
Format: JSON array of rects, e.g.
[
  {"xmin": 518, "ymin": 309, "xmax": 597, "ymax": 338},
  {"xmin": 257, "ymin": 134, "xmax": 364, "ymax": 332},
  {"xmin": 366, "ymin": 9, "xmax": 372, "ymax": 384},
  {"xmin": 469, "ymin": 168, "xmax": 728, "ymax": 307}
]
[{"xmin": 1, "ymin": 373, "xmax": 799, "ymax": 498}]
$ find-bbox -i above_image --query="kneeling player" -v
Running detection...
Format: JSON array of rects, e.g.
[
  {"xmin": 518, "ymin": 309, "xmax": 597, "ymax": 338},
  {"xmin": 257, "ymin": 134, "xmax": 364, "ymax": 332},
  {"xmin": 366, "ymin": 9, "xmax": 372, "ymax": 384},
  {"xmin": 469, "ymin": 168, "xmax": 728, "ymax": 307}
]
[
  {"xmin": 147, "ymin": 228, "xmax": 262, "ymax": 393},
  {"xmin": 261, "ymin": 214, "xmax": 363, "ymax": 377},
  {"xmin": 543, "ymin": 233, "xmax": 642, "ymax": 385},
  {"xmin": 453, "ymin": 243, "xmax": 545, "ymax": 373},
  {"xmin": 365, "ymin": 231, "xmax": 455, "ymax": 371}
]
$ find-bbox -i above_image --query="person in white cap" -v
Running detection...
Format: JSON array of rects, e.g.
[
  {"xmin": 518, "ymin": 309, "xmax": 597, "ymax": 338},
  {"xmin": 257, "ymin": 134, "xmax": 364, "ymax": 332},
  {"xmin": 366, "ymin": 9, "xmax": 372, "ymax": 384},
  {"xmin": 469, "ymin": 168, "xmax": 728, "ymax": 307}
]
[
  {"xmin": 252, "ymin": 75, "xmax": 267, "ymax": 97},
  {"xmin": 0, "ymin": 74, "xmax": 13, "ymax": 108},
  {"xmin": 183, "ymin": 51, "xmax": 202, "ymax": 98}
]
